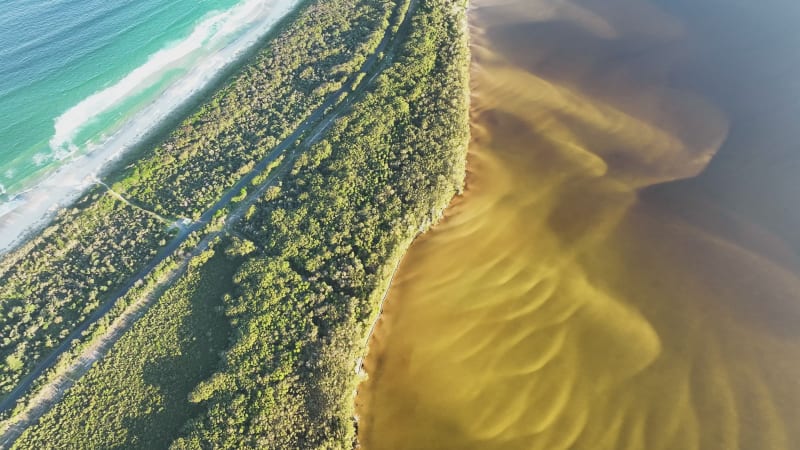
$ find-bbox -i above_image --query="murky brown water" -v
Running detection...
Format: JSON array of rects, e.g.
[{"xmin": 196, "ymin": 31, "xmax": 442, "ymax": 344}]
[{"xmin": 356, "ymin": 0, "xmax": 800, "ymax": 449}]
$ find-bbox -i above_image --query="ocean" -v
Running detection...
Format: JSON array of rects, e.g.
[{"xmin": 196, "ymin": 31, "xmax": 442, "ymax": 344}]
[{"xmin": 0, "ymin": 0, "xmax": 298, "ymax": 247}]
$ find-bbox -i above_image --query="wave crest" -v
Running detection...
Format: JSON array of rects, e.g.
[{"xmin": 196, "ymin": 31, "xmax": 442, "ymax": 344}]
[{"xmin": 48, "ymin": 0, "xmax": 292, "ymax": 155}]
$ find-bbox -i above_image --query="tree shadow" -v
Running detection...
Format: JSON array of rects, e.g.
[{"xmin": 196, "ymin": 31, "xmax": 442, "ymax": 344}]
[{"xmin": 112, "ymin": 254, "xmax": 240, "ymax": 449}]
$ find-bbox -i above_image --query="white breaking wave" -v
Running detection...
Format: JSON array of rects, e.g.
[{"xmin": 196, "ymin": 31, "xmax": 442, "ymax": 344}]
[
  {"xmin": 32, "ymin": 152, "xmax": 49, "ymax": 166},
  {"xmin": 49, "ymin": 0, "xmax": 294, "ymax": 155},
  {"xmin": 0, "ymin": 0, "xmax": 300, "ymax": 254},
  {"xmin": 0, "ymin": 197, "xmax": 23, "ymax": 219}
]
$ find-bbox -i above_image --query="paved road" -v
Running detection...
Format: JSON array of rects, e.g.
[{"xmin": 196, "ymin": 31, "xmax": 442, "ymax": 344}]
[{"xmin": 0, "ymin": 0, "xmax": 418, "ymax": 445}]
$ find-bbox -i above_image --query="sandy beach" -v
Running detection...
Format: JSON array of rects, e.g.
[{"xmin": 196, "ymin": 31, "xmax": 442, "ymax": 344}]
[{"xmin": 0, "ymin": 0, "xmax": 299, "ymax": 256}]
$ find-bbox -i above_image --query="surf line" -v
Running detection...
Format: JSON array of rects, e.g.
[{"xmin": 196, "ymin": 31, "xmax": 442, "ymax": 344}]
[
  {"xmin": 48, "ymin": 0, "xmax": 300, "ymax": 160},
  {"xmin": 0, "ymin": 0, "xmax": 300, "ymax": 256}
]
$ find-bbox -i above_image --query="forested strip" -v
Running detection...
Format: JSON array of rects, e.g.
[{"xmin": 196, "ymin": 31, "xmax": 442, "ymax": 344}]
[
  {"xmin": 0, "ymin": 194, "xmax": 171, "ymax": 397},
  {"xmin": 174, "ymin": 0, "xmax": 469, "ymax": 447},
  {"xmin": 9, "ymin": 0, "xmax": 467, "ymax": 447},
  {"xmin": 117, "ymin": 0, "xmax": 394, "ymax": 218},
  {"xmin": 12, "ymin": 243, "xmax": 239, "ymax": 449},
  {"xmin": 0, "ymin": 0, "xmax": 394, "ymax": 402}
]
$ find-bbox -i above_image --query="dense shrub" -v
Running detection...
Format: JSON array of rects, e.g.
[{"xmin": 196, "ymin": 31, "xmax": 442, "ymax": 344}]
[
  {"xmin": 9, "ymin": 0, "xmax": 468, "ymax": 448},
  {"xmin": 174, "ymin": 0, "xmax": 469, "ymax": 447},
  {"xmin": 0, "ymin": 0, "xmax": 394, "ymax": 401}
]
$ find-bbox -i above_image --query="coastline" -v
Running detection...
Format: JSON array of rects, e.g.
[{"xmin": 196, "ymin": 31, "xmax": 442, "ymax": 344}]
[
  {"xmin": 0, "ymin": 0, "xmax": 306, "ymax": 258},
  {"xmin": 353, "ymin": 0, "xmax": 473, "ymax": 445},
  {"xmin": 0, "ymin": 0, "xmax": 412, "ymax": 433}
]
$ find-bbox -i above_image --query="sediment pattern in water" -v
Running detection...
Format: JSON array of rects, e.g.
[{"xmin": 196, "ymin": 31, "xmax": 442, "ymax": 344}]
[{"xmin": 357, "ymin": 0, "xmax": 800, "ymax": 449}]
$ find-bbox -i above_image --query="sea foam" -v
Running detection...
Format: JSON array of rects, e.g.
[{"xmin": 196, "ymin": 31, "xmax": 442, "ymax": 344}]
[
  {"xmin": 0, "ymin": 0, "xmax": 299, "ymax": 253},
  {"xmin": 49, "ymin": 0, "xmax": 290, "ymax": 156}
]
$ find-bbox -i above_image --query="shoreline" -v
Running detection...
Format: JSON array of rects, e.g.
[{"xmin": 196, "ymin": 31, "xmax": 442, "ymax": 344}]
[
  {"xmin": 0, "ymin": 0, "xmax": 414, "ymax": 430},
  {"xmin": 353, "ymin": 1, "xmax": 474, "ymax": 444},
  {"xmin": 0, "ymin": 0, "xmax": 305, "ymax": 258}
]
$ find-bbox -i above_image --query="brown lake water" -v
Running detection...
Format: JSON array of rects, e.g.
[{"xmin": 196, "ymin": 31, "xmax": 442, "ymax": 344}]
[{"xmin": 356, "ymin": 0, "xmax": 800, "ymax": 449}]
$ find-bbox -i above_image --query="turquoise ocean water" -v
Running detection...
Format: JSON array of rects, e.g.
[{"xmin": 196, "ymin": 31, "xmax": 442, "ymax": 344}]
[{"xmin": 0, "ymin": 0, "xmax": 294, "ymax": 213}]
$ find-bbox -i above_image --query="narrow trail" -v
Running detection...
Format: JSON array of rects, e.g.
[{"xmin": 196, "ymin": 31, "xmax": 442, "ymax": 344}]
[
  {"xmin": 0, "ymin": 0, "xmax": 416, "ymax": 446},
  {"xmin": 93, "ymin": 177, "xmax": 176, "ymax": 225}
]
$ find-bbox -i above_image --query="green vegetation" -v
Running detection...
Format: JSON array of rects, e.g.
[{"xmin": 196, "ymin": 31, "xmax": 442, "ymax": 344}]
[
  {"xmin": 0, "ymin": 194, "xmax": 172, "ymax": 395},
  {"xmin": 0, "ymin": 0, "xmax": 396, "ymax": 401},
  {"xmin": 175, "ymin": 0, "xmax": 469, "ymax": 447},
  {"xmin": 116, "ymin": 0, "xmax": 395, "ymax": 218},
  {"xmin": 6, "ymin": 0, "xmax": 469, "ymax": 447},
  {"xmin": 14, "ymin": 244, "xmax": 238, "ymax": 449}
]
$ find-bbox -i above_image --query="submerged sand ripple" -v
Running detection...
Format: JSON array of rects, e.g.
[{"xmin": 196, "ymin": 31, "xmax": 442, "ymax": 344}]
[{"xmin": 357, "ymin": 0, "xmax": 800, "ymax": 448}]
